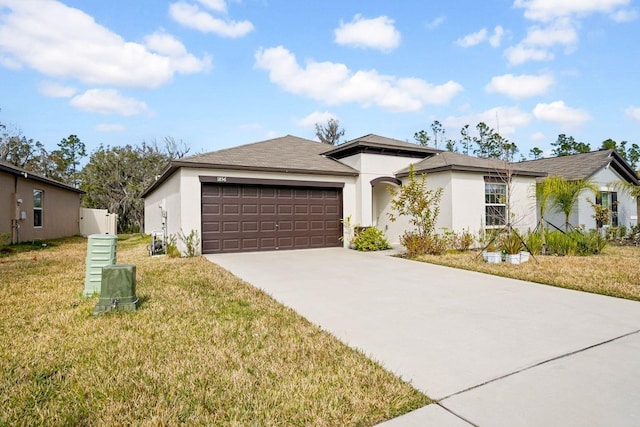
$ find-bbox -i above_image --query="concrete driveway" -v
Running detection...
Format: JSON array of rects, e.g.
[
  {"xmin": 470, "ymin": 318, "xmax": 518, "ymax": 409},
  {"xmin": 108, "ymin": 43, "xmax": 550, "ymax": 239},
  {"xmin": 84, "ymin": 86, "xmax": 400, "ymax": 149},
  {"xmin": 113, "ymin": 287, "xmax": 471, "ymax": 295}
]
[{"xmin": 206, "ymin": 248, "xmax": 640, "ymax": 426}]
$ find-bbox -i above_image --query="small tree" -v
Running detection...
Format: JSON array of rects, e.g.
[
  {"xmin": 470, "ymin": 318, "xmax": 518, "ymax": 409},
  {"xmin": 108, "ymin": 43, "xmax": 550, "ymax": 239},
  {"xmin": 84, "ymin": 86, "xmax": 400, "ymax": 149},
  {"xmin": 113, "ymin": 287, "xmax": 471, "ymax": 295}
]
[
  {"xmin": 546, "ymin": 177, "xmax": 598, "ymax": 231},
  {"xmin": 529, "ymin": 147, "xmax": 543, "ymax": 160},
  {"xmin": 413, "ymin": 130, "xmax": 430, "ymax": 146},
  {"xmin": 387, "ymin": 164, "xmax": 443, "ymax": 237},
  {"xmin": 315, "ymin": 118, "xmax": 345, "ymax": 145}
]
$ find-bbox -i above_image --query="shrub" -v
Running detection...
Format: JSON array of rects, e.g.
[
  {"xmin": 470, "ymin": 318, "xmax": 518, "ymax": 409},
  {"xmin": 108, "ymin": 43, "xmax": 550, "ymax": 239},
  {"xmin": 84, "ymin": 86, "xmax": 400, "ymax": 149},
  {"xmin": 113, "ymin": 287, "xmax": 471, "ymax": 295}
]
[
  {"xmin": 524, "ymin": 230, "xmax": 543, "ymax": 255},
  {"xmin": 353, "ymin": 227, "xmax": 391, "ymax": 252},
  {"xmin": 618, "ymin": 225, "xmax": 627, "ymax": 239},
  {"xmin": 388, "ymin": 165, "xmax": 443, "ymax": 237},
  {"xmin": 0, "ymin": 232, "xmax": 10, "ymax": 247},
  {"xmin": 499, "ymin": 232, "xmax": 523, "ymax": 255},
  {"xmin": 400, "ymin": 232, "xmax": 448, "ymax": 257},
  {"xmin": 544, "ymin": 230, "xmax": 606, "ymax": 256},
  {"xmin": 166, "ymin": 234, "xmax": 181, "ymax": 258},
  {"xmin": 178, "ymin": 229, "xmax": 201, "ymax": 257},
  {"xmin": 443, "ymin": 228, "xmax": 475, "ymax": 252}
]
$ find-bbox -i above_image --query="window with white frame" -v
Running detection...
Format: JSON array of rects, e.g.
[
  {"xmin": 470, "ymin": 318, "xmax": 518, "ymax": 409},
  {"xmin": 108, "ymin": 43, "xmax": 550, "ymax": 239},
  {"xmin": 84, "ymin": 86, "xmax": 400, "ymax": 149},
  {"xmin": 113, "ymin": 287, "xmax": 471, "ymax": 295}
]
[
  {"xmin": 485, "ymin": 181, "xmax": 506, "ymax": 227},
  {"xmin": 33, "ymin": 189, "xmax": 43, "ymax": 227}
]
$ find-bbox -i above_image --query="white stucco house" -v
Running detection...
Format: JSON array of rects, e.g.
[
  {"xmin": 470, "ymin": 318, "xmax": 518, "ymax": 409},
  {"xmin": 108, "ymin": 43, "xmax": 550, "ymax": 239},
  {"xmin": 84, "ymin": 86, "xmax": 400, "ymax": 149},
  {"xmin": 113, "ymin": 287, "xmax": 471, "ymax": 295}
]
[{"xmin": 142, "ymin": 134, "xmax": 639, "ymax": 254}]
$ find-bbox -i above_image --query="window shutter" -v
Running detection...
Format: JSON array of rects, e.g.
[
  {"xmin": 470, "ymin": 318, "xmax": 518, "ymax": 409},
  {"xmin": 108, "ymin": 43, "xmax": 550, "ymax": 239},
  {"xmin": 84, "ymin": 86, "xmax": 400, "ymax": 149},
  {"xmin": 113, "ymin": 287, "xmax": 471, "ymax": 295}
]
[{"xmin": 611, "ymin": 192, "xmax": 618, "ymax": 227}]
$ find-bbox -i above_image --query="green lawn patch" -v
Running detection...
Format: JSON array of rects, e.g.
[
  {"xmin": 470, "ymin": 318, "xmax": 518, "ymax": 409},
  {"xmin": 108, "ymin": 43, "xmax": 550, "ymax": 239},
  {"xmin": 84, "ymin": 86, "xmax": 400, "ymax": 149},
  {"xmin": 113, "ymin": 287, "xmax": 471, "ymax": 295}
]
[{"xmin": 0, "ymin": 235, "xmax": 430, "ymax": 426}]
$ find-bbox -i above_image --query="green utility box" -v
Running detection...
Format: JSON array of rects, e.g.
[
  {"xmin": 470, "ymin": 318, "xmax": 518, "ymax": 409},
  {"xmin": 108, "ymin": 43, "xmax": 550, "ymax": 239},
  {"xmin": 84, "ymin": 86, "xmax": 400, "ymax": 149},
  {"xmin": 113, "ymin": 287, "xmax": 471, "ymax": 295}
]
[
  {"xmin": 93, "ymin": 264, "xmax": 139, "ymax": 315},
  {"xmin": 84, "ymin": 234, "xmax": 117, "ymax": 296}
]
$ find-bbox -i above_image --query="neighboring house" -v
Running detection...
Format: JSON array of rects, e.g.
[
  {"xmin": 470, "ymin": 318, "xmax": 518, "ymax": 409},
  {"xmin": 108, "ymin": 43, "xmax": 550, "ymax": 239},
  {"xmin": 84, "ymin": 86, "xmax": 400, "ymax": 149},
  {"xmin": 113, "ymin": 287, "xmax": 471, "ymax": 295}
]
[
  {"xmin": 0, "ymin": 161, "xmax": 84, "ymax": 244},
  {"xmin": 516, "ymin": 149, "xmax": 640, "ymax": 231},
  {"xmin": 142, "ymin": 135, "xmax": 640, "ymax": 254}
]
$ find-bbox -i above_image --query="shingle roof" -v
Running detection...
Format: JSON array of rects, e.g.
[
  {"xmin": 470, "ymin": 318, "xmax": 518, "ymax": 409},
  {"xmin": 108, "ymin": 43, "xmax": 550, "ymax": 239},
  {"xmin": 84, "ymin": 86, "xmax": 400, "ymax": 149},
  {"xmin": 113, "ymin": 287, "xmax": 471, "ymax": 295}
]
[
  {"xmin": 0, "ymin": 160, "xmax": 84, "ymax": 193},
  {"xmin": 396, "ymin": 151, "xmax": 546, "ymax": 177},
  {"xmin": 142, "ymin": 135, "xmax": 359, "ymax": 197},
  {"xmin": 516, "ymin": 149, "xmax": 639, "ymax": 184},
  {"xmin": 323, "ymin": 134, "xmax": 442, "ymax": 159},
  {"xmin": 177, "ymin": 135, "xmax": 358, "ymax": 175}
]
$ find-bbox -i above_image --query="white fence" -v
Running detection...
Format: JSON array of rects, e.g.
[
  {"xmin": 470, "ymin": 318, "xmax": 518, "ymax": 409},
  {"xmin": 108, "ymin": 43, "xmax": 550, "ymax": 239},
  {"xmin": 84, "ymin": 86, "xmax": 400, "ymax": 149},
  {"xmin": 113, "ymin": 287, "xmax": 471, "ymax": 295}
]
[{"xmin": 80, "ymin": 208, "xmax": 118, "ymax": 236}]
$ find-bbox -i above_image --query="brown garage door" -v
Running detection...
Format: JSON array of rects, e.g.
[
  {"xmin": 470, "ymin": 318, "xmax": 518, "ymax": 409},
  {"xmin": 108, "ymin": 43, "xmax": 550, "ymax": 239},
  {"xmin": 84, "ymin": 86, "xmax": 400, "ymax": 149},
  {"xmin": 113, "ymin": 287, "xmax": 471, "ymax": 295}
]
[{"xmin": 202, "ymin": 183, "xmax": 343, "ymax": 254}]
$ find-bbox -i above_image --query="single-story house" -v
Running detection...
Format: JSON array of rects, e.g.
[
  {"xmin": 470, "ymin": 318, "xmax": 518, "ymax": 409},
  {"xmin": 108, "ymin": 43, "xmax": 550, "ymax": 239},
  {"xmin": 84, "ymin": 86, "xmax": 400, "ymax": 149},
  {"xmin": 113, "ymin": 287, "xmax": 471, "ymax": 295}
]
[
  {"xmin": 0, "ymin": 161, "xmax": 84, "ymax": 244},
  {"xmin": 142, "ymin": 134, "xmax": 639, "ymax": 254},
  {"xmin": 516, "ymin": 149, "xmax": 639, "ymax": 231}
]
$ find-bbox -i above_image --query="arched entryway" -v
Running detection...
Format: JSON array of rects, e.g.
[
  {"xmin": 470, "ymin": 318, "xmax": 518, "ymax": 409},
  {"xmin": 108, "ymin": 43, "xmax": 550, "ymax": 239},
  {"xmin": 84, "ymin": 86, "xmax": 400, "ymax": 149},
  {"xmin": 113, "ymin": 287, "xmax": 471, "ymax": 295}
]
[{"xmin": 370, "ymin": 177, "xmax": 405, "ymax": 244}]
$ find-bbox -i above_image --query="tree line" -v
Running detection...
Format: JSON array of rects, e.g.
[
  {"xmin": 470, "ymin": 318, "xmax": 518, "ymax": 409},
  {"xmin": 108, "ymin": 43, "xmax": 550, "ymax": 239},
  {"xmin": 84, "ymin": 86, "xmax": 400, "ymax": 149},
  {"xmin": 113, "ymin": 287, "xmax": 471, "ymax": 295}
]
[
  {"xmin": 1, "ymin": 115, "xmax": 188, "ymax": 232},
  {"xmin": 412, "ymin": 120, "xmax": 640, "ymax": 169}
]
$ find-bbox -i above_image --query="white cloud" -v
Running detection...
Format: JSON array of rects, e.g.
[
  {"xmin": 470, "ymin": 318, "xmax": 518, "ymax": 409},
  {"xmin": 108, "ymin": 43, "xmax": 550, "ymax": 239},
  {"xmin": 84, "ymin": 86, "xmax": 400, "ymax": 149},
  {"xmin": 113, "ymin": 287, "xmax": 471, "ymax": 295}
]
[
  {"xmin": 144, "ymin": 31, "xmax": 212, "ymax": 74},
  {"xmin": 196, "ymin": 0, "xmax": 227, "ymax": 13},
  {"xmin": 0, "ymin": 1, "xmax": 210, "ymax": 88},
  {"xmin": 489, "ymin": 26, "xmax": 506, "ymax": 47},
  {"xmin": 504, "ymin": 20, "xmax": 577, "ymax": 65},
  {"xmin": 610, "ymin": 8, "xmax": 639, "ymax": 21},
  {"xmin": 297, "ymin": 111, "xmax": 338, "ymax": 128},
  {"xmin": 254, "ymin": 46, "xmax": 463, "ymax": 112},
  {"xmin": 533, "ymin": 100, "xmax": 591, "ymax": 127},
  {"xmin": 485, "ymin": 73, "xmax": 554, "ymax": 98},
  {"xmin": 530, "ymin": 131, "xmax": 546, "ymax": 141},
  {"xmin": 95, "ymin": 123, "xmax": 125, "ymax": 132},
  {"xmin": 523, "ymin": 20, "xmax": 578, "ymax": 49},
  {"xmin": 169, "ymin": 2, "xmax": 254, "ymax": 38},
  {"xmin": 456, "ymin": 28, "xmax": 487, "ymax": 47},
  {"xmin": 625, "ymin": 106, "xmax": 640, "ymax": 121},
  {"xmin": 69, "ymin": 89, "xmax": 151, "ymax": 116},
  {"xmin": 38, "ymin": 81, "xmax": 77, "ymax": 98},
  {"xmin": 513, "ymin": 0, "xmax": 630, "ymax": 22},
  {"xmin": 445, "ymin": 106, "xmax": 532, "ymax": 135},
  {"xmin": 504, "ymin": 45, "xmax": 554, "ymax": 65},
  {"xmin": 334, "ymin": 15, "xmax": 401, "ymax": 52},
  {"xmin": 426, "ymin": 16, "xmax": 446, "ymax": 30},
  {"xmin": 508, "ymin": 0, "xmax": 629, "ymax": 66},
  {"xmin": 457, "ymin": 26, "xmax": 506, "ymax": 48}
]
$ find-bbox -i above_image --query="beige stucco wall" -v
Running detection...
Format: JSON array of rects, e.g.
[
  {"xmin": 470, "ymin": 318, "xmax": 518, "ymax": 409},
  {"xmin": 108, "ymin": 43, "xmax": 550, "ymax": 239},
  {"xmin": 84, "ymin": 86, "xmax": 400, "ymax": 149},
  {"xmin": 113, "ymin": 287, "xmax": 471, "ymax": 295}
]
[
  {"xmin": 1, "ymin": 171, "xmax": 81, "ymax": 242},
  {"xmin": 337, "ymin": 153, "xmax": 419, "ymax": 228},
  {"xmin": 376, "ymin": 170, "xmax": 538, "ymax": 244},
  {"xmin": 144, "ymin": 168, "xmax": 358, "ymax": 249},
  {"xmin": 0, "ymin": 172, "xmax": 14, "ymax": 237}
]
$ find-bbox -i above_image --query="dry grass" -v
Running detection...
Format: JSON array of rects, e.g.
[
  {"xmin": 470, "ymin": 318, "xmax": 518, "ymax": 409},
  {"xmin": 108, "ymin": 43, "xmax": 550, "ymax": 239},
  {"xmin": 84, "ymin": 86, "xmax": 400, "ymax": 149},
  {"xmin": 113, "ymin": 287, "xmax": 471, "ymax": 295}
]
[
  {"xmin": 0, "ymin": 235, "xmax": 430, "ymax": 426},
  {"xmin": 417, "ymin": 245, "xmax": 640, "ymax": 301}
]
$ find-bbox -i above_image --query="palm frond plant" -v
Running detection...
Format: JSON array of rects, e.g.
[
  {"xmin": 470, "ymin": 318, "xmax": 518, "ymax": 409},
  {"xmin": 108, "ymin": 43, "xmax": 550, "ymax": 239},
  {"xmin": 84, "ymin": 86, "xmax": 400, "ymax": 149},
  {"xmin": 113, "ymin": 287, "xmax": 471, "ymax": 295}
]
[{"xmin": 546, "ymin": 176, "xmax": 598, "ymax": 232}]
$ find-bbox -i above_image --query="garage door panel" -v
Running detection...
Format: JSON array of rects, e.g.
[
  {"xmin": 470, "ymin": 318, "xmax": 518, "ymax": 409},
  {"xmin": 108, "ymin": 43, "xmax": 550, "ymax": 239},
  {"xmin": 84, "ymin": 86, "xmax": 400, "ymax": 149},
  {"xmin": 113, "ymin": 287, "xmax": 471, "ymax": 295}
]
[
  {"xmin": 278, "ymin": 220, "xmax": 293, "ymax": 232},
  {"xmin": 260, "ymin": 221, "xmax": 277, "ymax": 232},
  {"xmin": 202, "ymin": 183, "xmax": 342, "ymax": 254}
]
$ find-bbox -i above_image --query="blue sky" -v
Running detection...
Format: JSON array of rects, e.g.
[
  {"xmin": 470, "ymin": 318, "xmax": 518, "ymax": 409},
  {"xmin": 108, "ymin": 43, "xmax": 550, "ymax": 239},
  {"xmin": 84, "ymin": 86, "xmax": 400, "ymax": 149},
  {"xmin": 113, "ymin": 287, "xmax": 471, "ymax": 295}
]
[{"xmin": 0, "ymin": 0, "xmax": 638, "ymax": 159}]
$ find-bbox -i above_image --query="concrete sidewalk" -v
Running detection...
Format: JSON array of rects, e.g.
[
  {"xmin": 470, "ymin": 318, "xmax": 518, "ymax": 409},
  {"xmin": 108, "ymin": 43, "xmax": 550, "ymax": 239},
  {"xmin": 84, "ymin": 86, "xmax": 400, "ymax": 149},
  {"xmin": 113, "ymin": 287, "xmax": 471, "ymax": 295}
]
[{"xmin": 206, "ymin": 248, "xmax": 640, "ymax": 426}]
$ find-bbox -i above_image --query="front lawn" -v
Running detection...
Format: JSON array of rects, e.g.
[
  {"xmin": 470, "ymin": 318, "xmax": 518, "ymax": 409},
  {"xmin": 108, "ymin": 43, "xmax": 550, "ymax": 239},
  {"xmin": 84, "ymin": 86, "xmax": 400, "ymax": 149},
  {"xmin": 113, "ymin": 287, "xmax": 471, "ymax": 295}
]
[
  {"xmin": 0, "ymin": 235, "xmax": 430, "ymax": 426},
  {"xmin": 417, "ymin": 245, "xmax": 640, "ymax": 301}
]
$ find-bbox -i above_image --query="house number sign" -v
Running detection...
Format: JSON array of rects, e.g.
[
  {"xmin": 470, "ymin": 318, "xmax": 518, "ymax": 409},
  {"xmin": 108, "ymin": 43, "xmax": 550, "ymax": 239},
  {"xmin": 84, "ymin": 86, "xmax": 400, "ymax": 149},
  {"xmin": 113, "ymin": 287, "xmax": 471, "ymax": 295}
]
[{"xmin": 217, "ymin": 176, "xmax": 227, "ymax": 182}]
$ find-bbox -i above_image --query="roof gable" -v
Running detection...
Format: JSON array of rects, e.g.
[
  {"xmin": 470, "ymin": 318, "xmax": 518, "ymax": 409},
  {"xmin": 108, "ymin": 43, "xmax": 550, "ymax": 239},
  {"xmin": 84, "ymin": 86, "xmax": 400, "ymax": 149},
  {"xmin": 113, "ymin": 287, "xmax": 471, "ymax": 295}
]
[
  {"xmin": 397, "ymin": 151, "xmax": 546, "ymax": 177},
  {"xmin": 0, "ymin": 161, "xmax": 84, "ymax": 193},
  {"xmin": 323, "ymin": 134, "xmax": 442, "ymax": 159},
  {"xmin": 516, "ymin": 149, "xmax": 639, "ymax": 185}
]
